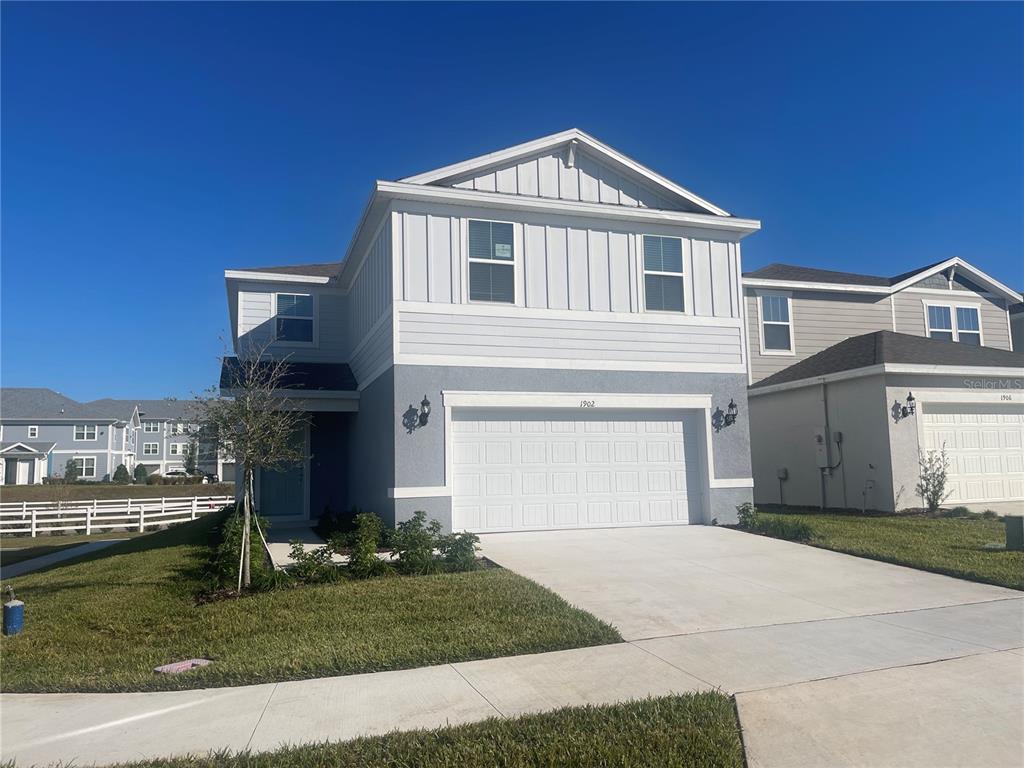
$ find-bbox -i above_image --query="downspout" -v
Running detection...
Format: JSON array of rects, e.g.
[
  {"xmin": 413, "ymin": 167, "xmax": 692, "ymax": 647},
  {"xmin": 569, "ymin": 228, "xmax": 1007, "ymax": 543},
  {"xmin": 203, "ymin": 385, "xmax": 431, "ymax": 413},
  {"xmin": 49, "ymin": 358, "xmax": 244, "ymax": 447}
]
[{"xmin": 819, "ymin": 381, "xmax": 828, "ymax": 511}]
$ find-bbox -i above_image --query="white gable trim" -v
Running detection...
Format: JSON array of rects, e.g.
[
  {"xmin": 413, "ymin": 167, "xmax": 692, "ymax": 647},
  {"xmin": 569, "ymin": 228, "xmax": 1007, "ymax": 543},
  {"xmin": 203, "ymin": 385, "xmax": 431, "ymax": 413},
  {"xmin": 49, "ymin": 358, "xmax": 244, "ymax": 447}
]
[
  {"xmin": 889, "ymin": 257, "xmax": 1021, "ymax": 303},
  {"xmin": 400, "ymin": 129, "xmax": 732, "ymax": 218},
  {"xmin": 376, "ymin": 181, "xmax": 760, "ymax": 234},
  {"xmin": 224, "ymin": 270, "xmax": 332, "ymax": 285}
]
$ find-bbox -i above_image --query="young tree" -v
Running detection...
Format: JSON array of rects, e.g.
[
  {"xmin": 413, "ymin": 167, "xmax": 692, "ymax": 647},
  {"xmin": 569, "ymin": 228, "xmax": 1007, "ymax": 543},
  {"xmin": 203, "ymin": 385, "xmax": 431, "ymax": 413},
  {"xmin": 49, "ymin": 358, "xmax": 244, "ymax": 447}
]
[
  {"xmin": 183, "ymin": 441, "xmax": 199, "ymax": 475},
  {"xmin": 112, "ymin": 464, "xmax": 131, "ymax": 484},
  {"xmin": 193, "ymin": 353, "xmax": 307, "ymax": 590},
  {"xmin": 63, "ymin": 458, "xmax": 80, "ymax": 484},
  {"xmin": 916, "ymin": 446, "xmax": 951, "ymax": 514},
  {"xmin": 133, "ymin": 463, "xmax": 149, "ymax": 484}
]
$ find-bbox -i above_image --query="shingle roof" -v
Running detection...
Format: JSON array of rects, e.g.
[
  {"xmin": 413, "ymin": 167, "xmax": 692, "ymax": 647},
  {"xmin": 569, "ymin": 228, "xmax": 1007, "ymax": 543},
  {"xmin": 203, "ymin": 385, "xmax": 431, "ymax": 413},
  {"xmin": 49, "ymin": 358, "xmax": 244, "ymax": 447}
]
[
  {"xmin": 232, "ymin": 262, "xmax": 341, "ymax": 279},
  {"xmin": 0, "ymin": 388, "xmax": 119, "ymax": 421},
  {"xmin": 219, "ymin": 358, "xmax": 358, "ymax": 393},
  {"xmin": 1010, "ymin": 301, "xmax": 1024, "ymax": 316},
  {"xmin": 751, "ymin": 331, "xmax": 1024, "ymax": 390},
  {"xmin": 87, "ymin": 398, "xmax": 193, "ymax": 421},
  {"xmin": 0, "ymin": 440, "xmax": 57, "ymax": 456},
  {"xmin": 743, "ymin": 260, "xmax": 950, "ymax": 287}
]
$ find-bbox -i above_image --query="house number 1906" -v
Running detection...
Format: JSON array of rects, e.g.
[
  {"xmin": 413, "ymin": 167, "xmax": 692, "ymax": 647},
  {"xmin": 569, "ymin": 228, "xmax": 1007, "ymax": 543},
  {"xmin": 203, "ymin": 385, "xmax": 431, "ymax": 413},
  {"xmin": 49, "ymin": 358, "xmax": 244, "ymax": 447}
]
[{"xmin": 579, "ymin": 400, "xmax": 596, "ymax": 408}]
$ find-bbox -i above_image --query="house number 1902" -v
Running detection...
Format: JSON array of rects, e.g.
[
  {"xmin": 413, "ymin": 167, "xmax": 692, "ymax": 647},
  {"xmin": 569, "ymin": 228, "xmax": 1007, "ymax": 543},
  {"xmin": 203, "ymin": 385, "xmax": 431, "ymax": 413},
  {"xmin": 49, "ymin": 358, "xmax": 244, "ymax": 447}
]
[{"xmin": 579, "ymin": 400, "xmax": 596, "ymax": 408}]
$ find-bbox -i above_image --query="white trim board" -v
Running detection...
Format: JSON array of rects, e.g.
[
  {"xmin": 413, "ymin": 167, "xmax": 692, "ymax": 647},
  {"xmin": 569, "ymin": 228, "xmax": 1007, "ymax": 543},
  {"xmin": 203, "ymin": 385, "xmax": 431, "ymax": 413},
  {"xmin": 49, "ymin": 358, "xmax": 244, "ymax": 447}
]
[
  {"xmin": 396, "ymin": 300, "xmax": 744, "ymax": 327},
  {"xmin": 397, "ymin": 354, "xmax": 748, "ymax": 375},
  {"xmin": 225, "ymin": 270, "xmax": 332, "ymax": 285},
  {"xmin": 749, "ymin": 363, "xmax": 1024, "ymax": 397}
]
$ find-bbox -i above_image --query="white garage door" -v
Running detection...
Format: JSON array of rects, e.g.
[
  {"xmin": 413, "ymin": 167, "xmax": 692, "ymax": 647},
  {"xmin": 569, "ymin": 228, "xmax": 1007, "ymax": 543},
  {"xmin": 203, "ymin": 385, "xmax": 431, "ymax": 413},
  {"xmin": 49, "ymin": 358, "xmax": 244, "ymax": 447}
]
[
  {"xmin": 922, "ymin": 403, "xmax": 1024, "ymax": 504},
  {"xmin": 451, "ymin": 408, "xmax": 703, "ymax": 532}
]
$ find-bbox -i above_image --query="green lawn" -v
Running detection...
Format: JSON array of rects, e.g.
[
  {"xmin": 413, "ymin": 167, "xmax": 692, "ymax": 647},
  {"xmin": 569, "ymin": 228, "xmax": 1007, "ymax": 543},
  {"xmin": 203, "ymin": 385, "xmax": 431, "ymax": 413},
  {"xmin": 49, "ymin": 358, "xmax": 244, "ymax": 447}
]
[
  {"xmin": 0, "ymin": 515, "xmax": 620, "ymax": 693},
  {"xmin": 0, "ymin": 483, "xmax": 233, "ymax": 503},
  {"xmin": 753, "ymin": 510, "xmax": 1023, "ymax": 590},
  {"xmin": 1, "ymin": 531, "xmax": 146, "ymax": 567},
  {"xmin": 108, "ymin": 694, "xmax": 744, "ymax": 768}
]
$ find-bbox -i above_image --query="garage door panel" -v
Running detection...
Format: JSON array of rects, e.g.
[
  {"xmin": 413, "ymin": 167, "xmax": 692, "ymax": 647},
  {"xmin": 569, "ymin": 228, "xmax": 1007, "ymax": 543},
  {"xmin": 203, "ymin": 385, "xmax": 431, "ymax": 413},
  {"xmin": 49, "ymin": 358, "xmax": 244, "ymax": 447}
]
[
  {"xmin": 452, "ymin": 407, "xmax": 702, "ymax": 532},
  {"xmin": 923, "ymin": 403, "xmax": 1024, "ymax": 504}
]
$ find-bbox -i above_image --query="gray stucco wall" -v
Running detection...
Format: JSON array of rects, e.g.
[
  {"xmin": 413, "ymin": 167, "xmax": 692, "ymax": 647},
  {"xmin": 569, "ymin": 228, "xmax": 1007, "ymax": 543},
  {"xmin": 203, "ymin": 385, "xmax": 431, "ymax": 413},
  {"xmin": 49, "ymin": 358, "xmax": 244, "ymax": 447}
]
[
  {"xmin": 345, "ymin": 368, "xmax": 396, "ymax": 525},
  {"xmin": 391, "ymin": 365, "xmax": 751, "ymax": 530}
]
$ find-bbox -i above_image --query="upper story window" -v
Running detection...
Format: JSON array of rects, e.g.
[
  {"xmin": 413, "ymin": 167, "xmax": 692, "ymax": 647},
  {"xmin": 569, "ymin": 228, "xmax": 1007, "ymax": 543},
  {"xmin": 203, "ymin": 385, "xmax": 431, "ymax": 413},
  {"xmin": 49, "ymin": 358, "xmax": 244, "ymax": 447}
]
[
  {"xmin": 169, "ymin": 443, "xmax": 186, "ymax": 456},
  {"xmin": 73, "ymin": 456, "xmax": 96, "ymax": 478},
  {"xmin": 468, "ymin": 220, "xmax": 515, "ymax": 303},
  {"xmin": 143, "ymin": 421, "xmax": 160, "ymax": 433},
  {"xmin": 643, "ymin": 235, "xmax": 685, "ymax": 312},
  {"xmin": 275, "ymin": 293, "xmax": 315, "ymax": 343},
  {"xmin": 170, "ymin": 422, "xmax": 185, "ymax": 435},
  {"xmin": 28, "ymin": 426, "xmax": 38, "ymax": 438},
  {"xmin": 759, "ymin": 293, "xmax": 794, "ymax": 354},
  {"xmin": 926, "ymin": 303, "xmax": 981, "ymax": 345},
  {"xmin": 74, "ymin": 424, "xmax": 97, "ymax": 441}
]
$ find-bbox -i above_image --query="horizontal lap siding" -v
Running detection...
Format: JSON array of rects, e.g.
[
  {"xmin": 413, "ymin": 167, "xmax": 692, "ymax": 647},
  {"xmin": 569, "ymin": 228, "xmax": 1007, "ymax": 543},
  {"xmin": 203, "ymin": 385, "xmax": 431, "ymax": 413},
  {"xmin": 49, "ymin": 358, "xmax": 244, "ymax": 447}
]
[
  {"xmin": 349, "ymin": 314, "xmax": 393, "ymax": 386},
  {"xmin": 399, "ymin": 310, "xmax": 743, "ymax": 366},
  {"xmin": 892, "ymin": 292, "xmax": 1010, "ymax": 350},
  {"xmin": 747, "ymin": 291, "xmax": 892, "ymax": 382}
]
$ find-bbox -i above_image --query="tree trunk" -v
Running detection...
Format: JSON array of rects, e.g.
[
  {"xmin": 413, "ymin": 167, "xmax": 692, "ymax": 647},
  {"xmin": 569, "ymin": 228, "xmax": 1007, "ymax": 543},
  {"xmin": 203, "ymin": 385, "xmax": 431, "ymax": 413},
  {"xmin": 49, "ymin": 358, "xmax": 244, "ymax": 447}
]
[{"xmin": 241, "ymin": 465, "xmax": 253, "ymax": 590}]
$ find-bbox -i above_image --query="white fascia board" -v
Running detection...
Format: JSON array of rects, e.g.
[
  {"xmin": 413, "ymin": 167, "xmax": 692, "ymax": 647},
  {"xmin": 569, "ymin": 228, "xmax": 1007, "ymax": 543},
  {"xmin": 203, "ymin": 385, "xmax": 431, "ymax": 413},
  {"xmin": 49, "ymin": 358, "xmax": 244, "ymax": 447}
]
[
  {"xmin": 219, "ymin": 388, "xmax": 359, "ymax": 400},
  {"xmin": 397, "ymin": 129, "xmax": 732, "ymax": 218},
  {"xmin": 748, "ymin": 362, "xmax": 1023, "ymax": 397},
  {"xmin": 742, "ymin": 278, "xmax": 890, "ymax": 295},
  {"xmin": 376, "ymin": 181, "xmax": 760, "ymax": 235},
  {"xmin": 224, "ymin": 270, "xmax": 331, "ymax": 285},
  {"xmin": 890, "ymin": 257, "xmax": 1022, "ymax": 303}
]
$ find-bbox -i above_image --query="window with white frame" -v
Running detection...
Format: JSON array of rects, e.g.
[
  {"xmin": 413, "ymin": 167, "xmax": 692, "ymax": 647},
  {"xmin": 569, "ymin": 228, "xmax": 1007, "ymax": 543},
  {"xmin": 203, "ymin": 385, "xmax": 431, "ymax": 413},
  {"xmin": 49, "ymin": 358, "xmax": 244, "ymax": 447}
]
[
  {"xmin": 759, "ymin": 294, "xmax": 794, "ymax": 353},
  {"xmin": 74, "ymin": 424, "xmax": 97, "ymax": 441},
  {"xmin": 73, "ymin": 457, "xmax": 96, "ymax": 478},
  {"xmin": 169, "ymin": 443, "xmax": 187, "ymax": 456},
  {"xmin": 275, "ymin": 293, "xmax": 314, "ymax": 343},
  {"xmin": 468, "ymin": 220, "xmax": 515, "ymax": 303},
  {"xmin": 143, "ymin": 443, "xmax": 159, "ymax": 456},
  {"xmin": 926, "ymin": 304, "xmax": 981, "ymax": 345},
  {"xmin": 642, "ymin": 235, "xmax": 685, "ymax": 312},
  {"xmin": 143, "ymin": 421, "xmax": 160, "ymax": 433},
  {"xmin": 28, "ymin": 426, "xmax": 38, "ymax": 438},
  {"xmin": 170, "ymin": 422, "xmax": 185, "ymax": 435}
]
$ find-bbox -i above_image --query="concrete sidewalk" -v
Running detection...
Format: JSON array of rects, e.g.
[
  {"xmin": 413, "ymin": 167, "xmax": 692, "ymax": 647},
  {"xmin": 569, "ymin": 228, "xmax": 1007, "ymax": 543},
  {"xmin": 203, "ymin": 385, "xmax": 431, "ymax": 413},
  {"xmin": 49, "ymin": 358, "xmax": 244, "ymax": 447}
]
[
  {"xmin": 3, "ymin": 598, "xmax": 1021, "ymax": 766},
  {"xmin": 0, "ymin": 540, "xmax": 125, "ymax": 580}
]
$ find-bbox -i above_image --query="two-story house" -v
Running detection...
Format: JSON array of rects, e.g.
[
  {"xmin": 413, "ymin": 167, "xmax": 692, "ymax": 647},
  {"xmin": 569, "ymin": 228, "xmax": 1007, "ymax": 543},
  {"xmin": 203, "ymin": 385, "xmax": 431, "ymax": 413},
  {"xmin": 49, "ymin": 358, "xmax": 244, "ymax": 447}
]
[
  {"xmin": 88, "ymin": 399, "xmax": 202, "ymax": 477},
  {"xmin": 742, "ymin": 262, "xmax": 1023, "ymax": 512},
  {"xmin": 0, "ymin": 388, "xmax": 139, "ymax": 484},
  {"xmin": 222, "ymin": 129, "xmax": 761, "ymax": 531}
]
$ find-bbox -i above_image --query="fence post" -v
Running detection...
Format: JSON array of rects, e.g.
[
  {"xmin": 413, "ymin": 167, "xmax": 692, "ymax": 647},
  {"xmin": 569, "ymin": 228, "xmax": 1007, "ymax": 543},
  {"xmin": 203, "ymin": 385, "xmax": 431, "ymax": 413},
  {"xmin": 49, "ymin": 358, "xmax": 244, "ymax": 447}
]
[
  {"xmin": 29, "ymin": 503, "xmax": 36, "ymax": 538},
  {"xmin": 139, "ymin": 501, "xmax": 145, "ymax": 533},
  {"xmin": 191, "ymin": 496, "xmax": 198, "ymax": 520},
  {"xmin": 86, "ymin": 499, "xmax": 95, "ymax": 536}
]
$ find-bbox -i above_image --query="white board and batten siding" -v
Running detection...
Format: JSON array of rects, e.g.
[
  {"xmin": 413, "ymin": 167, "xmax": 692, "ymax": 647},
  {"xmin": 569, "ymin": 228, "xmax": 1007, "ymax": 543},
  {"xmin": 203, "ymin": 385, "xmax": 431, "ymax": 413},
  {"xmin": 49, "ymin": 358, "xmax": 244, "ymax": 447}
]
[
  {"xmin": 346, "ymin": 226, "xmax": 394, "ymax": 386},
  {"xmin": 448, "ymin": 146, "xmax": 702, "ymax": 212},
  {"xmin": 391, "ymin": 204, "xmax": 747, "ymax": 373}
]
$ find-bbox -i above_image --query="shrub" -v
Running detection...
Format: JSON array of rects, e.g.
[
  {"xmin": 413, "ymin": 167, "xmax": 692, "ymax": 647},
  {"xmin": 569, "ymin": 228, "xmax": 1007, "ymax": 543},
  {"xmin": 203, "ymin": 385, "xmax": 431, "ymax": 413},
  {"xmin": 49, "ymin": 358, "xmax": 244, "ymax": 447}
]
[
  {"xmin": 347, "ymin": 512, "xmax": 392, "ymax": 579},
  {"xmin": 146, "ymin": 473, "xmax": 163, "ymax": 485},
  {"xmin": 133, "ymin": 464, "xmax": 148, "ymax": 484},
  {"xmin": 736, "ymin": 502, "xmax": 759, "ymax": 529},
  {"xmin": 287, "ymin": 540, "xmax": 341, "ymax": 584},
  {"xmin": 439, "ymin": 531, "xmax": 480, "ymax": 572},
  {"xmin": 981, "ymin": 509, "xmax": 999, "ymax": 520},
  {"xmin": 112, "ymin": 464, "xmax": 131, "ymax": 484},
  {"xmin": 63, "ymin": 459, "xmax": 80, "ymax": 484},
  {"xmin": 916, "ymin": 448, "xmax": 951, "ymax": 514},
  {"xmin": 391, "ymin": 511, "xmax": 443, "ymax": 575},
  {"xmin": 208, "ymin": 507, "xmax": 279, "ymax": 592}
]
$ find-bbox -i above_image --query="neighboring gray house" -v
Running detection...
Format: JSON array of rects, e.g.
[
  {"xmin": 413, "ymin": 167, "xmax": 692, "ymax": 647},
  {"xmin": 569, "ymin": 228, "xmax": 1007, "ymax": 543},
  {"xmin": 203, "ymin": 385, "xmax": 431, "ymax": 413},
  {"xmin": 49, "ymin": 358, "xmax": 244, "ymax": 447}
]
[
  {"xmin": 1011, "ymin": 301, "xmax": 1024, "ymax": 353},
  {"xmin": 222, "ymin": 129, "xmax": 761, "ymax": 531},
  {"xmin": 742, "ymin": 262, "xmax": 1023, "ymax": 512},
  {"xmin": 89, "ymin": 399, "xmax": 198, "ymax": 477},
  {"xmin": 0, "ymin": 388, "xmax": 139, "ymax": 484}
]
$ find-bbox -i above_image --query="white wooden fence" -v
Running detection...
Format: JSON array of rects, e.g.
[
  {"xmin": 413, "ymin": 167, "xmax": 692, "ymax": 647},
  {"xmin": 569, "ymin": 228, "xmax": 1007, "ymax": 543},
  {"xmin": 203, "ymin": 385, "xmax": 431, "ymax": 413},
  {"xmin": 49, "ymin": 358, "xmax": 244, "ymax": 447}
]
[{"xmin": 0, "ymin": 495, "xmax": 234, "ymax": 537}]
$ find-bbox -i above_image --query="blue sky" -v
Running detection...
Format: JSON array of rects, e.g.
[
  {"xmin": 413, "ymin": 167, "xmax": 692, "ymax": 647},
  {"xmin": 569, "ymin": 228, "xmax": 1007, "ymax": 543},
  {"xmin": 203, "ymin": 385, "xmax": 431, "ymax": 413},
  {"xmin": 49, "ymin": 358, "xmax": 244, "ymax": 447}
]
[{"xmin": 2, "ymin": 2, "xmax": 1021, "ymax": 400}]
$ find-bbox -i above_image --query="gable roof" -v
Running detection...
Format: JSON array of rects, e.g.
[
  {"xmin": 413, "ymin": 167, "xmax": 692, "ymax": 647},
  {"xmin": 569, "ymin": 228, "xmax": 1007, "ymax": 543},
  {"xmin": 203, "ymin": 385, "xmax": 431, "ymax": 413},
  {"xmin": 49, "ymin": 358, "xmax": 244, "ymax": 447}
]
[
  {"xmin": 224, "ymin": 262, "xmax": 340, "ymax": 284},
  {"xmin": 0, "ymin": 440, "xmax": 57, "ymax": 456},
  {"xmin": 751, "ymin": 331, "xmax": 1024, "ymax": 390},
  {"xmin": 87, "ymin": 399, "xmax": 192, "ymax": 422},
  {"xmin": 400, "ymin": 128, "xmax": 732, "ymax": 217},
  {"xmin": 0, "ymin": 388, "xmax": 120, "ymax": 421},
  {"xmin": 743, "ymin": 257, "xmax": 1021, "ymax": 303}
]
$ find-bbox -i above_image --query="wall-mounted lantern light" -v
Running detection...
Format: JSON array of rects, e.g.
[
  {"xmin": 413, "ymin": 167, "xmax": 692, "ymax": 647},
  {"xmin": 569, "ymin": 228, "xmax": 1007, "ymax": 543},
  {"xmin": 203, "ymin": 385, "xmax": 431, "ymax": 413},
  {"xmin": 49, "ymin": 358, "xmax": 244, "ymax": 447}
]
[
  {"xmin": 418, "ymin": 396, "xmax": 431, "ymax": 427},
  {"xmin": 891, "ymin": 391, "xmax": 917, "ymax": 423},
  {"xmin": 712, "ymin": 398, "xmax": 740, "ymax": 433}
]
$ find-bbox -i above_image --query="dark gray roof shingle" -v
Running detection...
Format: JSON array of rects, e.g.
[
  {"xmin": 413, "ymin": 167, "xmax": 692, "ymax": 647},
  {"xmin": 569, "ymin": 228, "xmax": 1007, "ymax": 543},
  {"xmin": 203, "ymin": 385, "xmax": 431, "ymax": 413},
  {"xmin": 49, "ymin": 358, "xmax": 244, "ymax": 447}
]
[
  {"xmin": 219, "ymin": 358, "xmax": 358, "ymax": 393},
  {"xmin": 87, "ymin": 399, "xmax": 193, "ymax": 421},
  {"xmin": 0, "ymin": 388, "xmax": 120, "ymax": 421},
  {"xmin": 0, "ymin": 440, "xmax": 57, "ymax": 455},
  {"xmin": 752, "ymin": 331, "xmax": 1024, "ymax": 389},
  {"xmin": 743, "ymin": 260, "xmax": 952, "ymax": 287}
]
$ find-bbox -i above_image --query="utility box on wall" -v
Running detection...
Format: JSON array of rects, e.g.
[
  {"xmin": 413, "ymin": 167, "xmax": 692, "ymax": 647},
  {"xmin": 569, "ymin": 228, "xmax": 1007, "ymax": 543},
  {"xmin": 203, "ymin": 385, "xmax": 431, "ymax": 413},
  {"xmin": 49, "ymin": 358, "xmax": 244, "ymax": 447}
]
[{"xmin": 813, "ymin": 428, "xmax": 829, "ymax": 469}]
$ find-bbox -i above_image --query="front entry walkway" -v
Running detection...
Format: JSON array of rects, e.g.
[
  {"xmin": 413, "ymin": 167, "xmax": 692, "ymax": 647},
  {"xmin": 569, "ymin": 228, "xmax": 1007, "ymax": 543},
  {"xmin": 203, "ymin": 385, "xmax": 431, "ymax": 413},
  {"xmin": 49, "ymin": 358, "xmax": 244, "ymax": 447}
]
[{"xmin": 478, "ymin": 526, "xmax": 1024, "ymax": 767}]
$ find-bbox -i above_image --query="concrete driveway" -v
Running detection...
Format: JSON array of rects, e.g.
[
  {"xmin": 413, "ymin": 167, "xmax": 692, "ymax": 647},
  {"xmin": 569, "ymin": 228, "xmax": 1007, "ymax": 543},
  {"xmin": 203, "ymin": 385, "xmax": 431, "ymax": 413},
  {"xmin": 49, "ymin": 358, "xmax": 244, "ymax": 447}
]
[{"xmin": 479, "ymin": 526, "xmax": 1024, "ymax": 768}]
